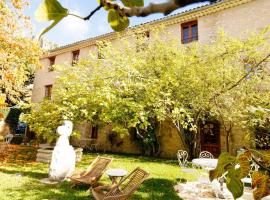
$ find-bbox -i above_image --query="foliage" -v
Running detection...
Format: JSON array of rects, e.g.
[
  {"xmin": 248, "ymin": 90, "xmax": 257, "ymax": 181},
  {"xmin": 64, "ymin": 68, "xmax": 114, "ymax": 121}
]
[
  {"xmin": 210, "ymin": 151, "xmax": 270, "ymax": 200},
  {"xmin": 22, "ymin": 100, "xmax": 64, "ymax": 142},
  {"xmin": 243, "ymin": 106, "xmax": 270, "ymax": 149},
  {"xmin": 25, "ymin": 29, "xmax": 270, "ymax": 156},
  {"xmin": 252, "ymin": 171, "xmax": 270, "ymax": 200},
  {"xmin": 0, "ymin": 144, "xmax": 37, "ymax": 164},
  {"xmin": 0, "ymin": 0, "xmax": 42, "ymax": 106}
]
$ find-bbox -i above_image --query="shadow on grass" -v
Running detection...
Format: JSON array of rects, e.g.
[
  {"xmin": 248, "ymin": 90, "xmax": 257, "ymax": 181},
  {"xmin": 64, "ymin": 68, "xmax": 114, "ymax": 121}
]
[
  {"xmin": 82, "ymin": 152, "xmax": 178, "ymax": 165},
  {"xmin": 0, "ymin": 167, "xmax": 46, "ymax": 179},
  {"xmin": 3, "ymin": 181, "xmax": 93, "ymax": 200},
  {"xmin": 131, "ymin": 178, "xmax": 181, "ymax": 200},
  {"xmin": 0, "ymin": 169, "xmax": 181, "ymax": 200}
]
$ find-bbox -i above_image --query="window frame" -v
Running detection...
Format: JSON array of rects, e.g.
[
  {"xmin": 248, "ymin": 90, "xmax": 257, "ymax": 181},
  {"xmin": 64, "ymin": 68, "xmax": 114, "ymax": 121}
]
[
  {"xmin": 181, "ymin": 20, "xmax": 198, "ymax": 44},
  {"xmin": 48, "ymin": 56, "xmax": 56, "ymax": 72},
  {"xmin": 44, "ymin": 84, "xmax": 53, "ymax": 99},
  {"xmin": 136, "ymin": 30, "xmax": 150, "ymax": 52},
  {"xmin": 90, "ymin": 125, "xmax": 98, "ymax": 139},
  {"xmin": 72, "ymin": 50, "xmax": 80, "ymax": 65}
]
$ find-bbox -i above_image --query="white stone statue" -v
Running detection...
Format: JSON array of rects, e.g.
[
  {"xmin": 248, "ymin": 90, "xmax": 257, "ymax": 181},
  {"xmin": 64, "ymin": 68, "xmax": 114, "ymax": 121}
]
[{"xmin": 49, "ymin": 120, "xmax": 76, "ymax": 181}]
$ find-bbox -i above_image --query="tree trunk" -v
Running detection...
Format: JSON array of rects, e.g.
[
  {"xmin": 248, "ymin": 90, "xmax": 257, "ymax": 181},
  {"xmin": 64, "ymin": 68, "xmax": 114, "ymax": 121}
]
[
  {"xmin": 225, "ymin": 130, "xmax": 231, "ymax": 153},
  {"xmin": 224, "ymin": 124, "xmax": 233, "ymax": 153},
  {"xmin": 175, "ymin": 126, "xmax": 190, "ymax": 153}
]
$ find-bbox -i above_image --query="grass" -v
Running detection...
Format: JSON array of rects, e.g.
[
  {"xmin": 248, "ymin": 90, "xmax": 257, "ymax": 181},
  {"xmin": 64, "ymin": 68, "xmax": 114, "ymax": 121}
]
[{"xmin": 0, "ymin": 153, "xmax": 197, "ymax": 200}]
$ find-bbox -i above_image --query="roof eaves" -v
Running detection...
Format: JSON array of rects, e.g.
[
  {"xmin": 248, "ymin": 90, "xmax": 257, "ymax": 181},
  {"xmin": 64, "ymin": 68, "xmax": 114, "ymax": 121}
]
[{"xmin": 47, "ymin": 1, "xmax": 218, "ymax": 54}]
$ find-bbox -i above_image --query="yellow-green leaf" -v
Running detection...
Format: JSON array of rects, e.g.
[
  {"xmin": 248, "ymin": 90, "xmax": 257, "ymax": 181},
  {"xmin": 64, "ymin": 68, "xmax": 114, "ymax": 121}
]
[
  {"xmin": 121, "ymin": 0, "xmax": 144, "ymax": 7},
  {"xmin": 108, "ymin": 9, "xmax": 129, "ymax": 31},
  {"xmin": 38, "ymin": 18, "xmax": 62, "ymax": 39},
  {"xmin": 35, "ymin": 0, "xmax": 68, "ymax": 21},
  {"xmin": 35, "ymin": 0, "xmax": 68, "ymax": 38},
  {"xmin": 209, "ymin": 152, "xmax": 236, "ymax": 181}
]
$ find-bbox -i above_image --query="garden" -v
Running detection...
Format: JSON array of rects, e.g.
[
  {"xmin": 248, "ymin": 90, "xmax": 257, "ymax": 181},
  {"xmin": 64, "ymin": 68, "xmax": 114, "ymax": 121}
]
[
  {"xmin": 0, "ymin": 152, "xmax": 191, "ymax": 200},
  {"xmin": 1, "ymin": 0, "xmax": 270, "ymax": 199}
]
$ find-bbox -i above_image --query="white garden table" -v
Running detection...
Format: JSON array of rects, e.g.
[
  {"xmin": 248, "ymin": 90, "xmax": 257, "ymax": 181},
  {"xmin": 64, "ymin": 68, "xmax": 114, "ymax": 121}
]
[
  {"xmin": 106, "ymin": 169, "xmax": 127, "ymax": 184},
  {"xmin": 192, "ymin": 158, "xmax": 218, "ymax": 184},
  {"xmin": 192, "ymin": 158, "xmax": 218, "ymax": 170}
]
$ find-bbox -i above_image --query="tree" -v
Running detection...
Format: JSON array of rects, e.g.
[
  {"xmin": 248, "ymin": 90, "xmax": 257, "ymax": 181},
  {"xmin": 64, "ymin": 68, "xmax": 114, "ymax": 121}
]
[
  {"xmin": 24, "ymin": 28, "xmax": 270, "ymax": 153},
  {"xmin": 34, "ymin": 0, "xmax": 216, "ymax": 38},
  {"xmin": 24, "ymin": 28, "xmax": 270, "ymax": 199},
  {"xmin": 0, "ymin": 0, "xmax": 42, "ymax": 106}
]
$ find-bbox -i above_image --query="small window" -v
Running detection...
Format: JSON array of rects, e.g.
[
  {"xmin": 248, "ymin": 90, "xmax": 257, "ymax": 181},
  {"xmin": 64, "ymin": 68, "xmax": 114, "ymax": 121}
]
[
  {"xmin": 136, "ymin": 30, "xmax": 150, "ymax": 52},
  {"xmin": 45, "ymin": 85, "xmax": 53, "ymax": 99},
  {"xmin": 97, "ymin": 41, "xmax": 108, "ymax": 59},
  {"xmin": 48, "ymin": 56, "xmax": 55, "ymax": 72},
  {"xmin": 72, "ymin": 50, "xmax": 80, "ymax": 65},
  {"xmin": 181, "ymin": 21, "xmax": 198, "ymax": 44},
  {"xmin": 90, "ymin": 126, "xmax": 98, "ymax": 139}
]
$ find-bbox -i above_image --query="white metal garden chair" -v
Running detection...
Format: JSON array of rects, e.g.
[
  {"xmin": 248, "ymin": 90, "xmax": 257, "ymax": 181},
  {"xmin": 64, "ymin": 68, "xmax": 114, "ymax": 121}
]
[
  {"xmin": 177, "ymin": 150, "xmax": 189, "ymax": 167},
  {"xmin": 241, "ymin": 162, "xmax": 260, "ymax": 186},
  {"xmin": 177, "ymin": 150, "xmax": 200, "ymax": 178},
  {"xmin": 199, "ymin": 151, "xmax": 214, "ymax": 159}
]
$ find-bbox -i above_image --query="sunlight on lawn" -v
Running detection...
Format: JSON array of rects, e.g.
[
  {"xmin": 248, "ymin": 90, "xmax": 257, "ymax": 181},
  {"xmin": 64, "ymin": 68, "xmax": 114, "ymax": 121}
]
[{"xmin": 0, "ymin": 153, "xmax": 197, "ymax": 200}]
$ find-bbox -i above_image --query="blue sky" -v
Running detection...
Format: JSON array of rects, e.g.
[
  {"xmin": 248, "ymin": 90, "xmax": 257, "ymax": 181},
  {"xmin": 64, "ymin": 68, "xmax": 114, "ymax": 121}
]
[{"xmin": 25, "ymin": 0, "xmax": 210, "ymax": 46}]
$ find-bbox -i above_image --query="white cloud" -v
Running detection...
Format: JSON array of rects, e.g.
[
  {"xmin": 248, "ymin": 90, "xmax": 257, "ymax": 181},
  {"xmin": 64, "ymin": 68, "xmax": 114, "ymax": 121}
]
[
  {"xmin": 97, "ymin": 23, "xmax": 111, "ymax": 34},
  {"xmin": 58, "ymin": 11, "xmax": 91, "ymax": 42}
]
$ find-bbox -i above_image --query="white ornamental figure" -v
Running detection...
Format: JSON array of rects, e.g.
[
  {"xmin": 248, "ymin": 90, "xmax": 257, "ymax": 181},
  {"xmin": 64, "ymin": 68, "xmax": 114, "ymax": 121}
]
[{"xmin": 49, "ymin": 120, "xmax": 76, "ymax": 181}]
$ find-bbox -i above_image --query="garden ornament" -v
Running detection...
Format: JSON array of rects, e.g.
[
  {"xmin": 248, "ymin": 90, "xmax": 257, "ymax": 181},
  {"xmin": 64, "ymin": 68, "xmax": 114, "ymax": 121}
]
[{"xmin": 49, "ymin": 120, "xmax": 76, "ymax": 181}]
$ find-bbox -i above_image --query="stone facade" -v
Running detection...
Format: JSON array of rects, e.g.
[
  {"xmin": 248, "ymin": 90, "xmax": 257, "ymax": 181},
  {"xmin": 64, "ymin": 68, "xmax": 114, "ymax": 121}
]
[{"xmin": 31, "ymin": 0, "xmax": 270, "ymax": 158}]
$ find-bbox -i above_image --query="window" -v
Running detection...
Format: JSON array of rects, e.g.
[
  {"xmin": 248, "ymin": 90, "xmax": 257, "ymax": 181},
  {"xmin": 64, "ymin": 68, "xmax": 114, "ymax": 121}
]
[
  {"xmin": 72, "ymin": 50, "xmax": 80, "ymax": 65},
  {"xmin": 48, "ymin": 56, "xmax": 55, "ymax": 72},
  {"xmin": 45, "ymin": 85, "xmax": 53, "ymax": 99},
  {"xmin": 97, "ymin": 41, "xmax": 108, "ymax": 59},
  {"xmin": 136, "ymin": 30, "xmax": 150, "ymax": 52},
  {"xmin": 90, "ymin": 126, "xmax": 98, "ymax": 139},
  {"xmin": 181, "ymin": 21, "xmax": 198, "ymax": 44}
]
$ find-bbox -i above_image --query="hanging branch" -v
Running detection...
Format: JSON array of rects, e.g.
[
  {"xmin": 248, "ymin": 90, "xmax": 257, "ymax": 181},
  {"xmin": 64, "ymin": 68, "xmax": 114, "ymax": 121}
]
[
  {"xmin": 98, "ymin": 0, "xmax": 216, "ymax": 17},
  {"xmin": 210, "ymin": 53, "xmax": 270, "ymax": 102},
  {"xmin": 84, "ymin": 5, "xmax": 103, "ymax": 20}
]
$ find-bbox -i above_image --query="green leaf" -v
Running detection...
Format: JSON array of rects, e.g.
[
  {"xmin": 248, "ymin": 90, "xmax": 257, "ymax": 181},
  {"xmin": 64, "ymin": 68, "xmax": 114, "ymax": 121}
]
[
  {"xmin": 108, "ymin": 9, "xmax": 129, "ymax": 31},
  {"xmin": 226, "ymin": 168, "xmax": 244, "ymax": 199},
  {"xmin": 121, "ymin": 0, "xmax": 144, "ymax": 7},
  {"xmin": 209, "ymin": 152, "xmax": 236, "ymax": 181},
  {"xmin": 35, "ymin": 0, "xmax": 68, "ymax": 21},
  {"xmin": 38, "ymin": 18, "xmax": 62, "ymax": 39},
  {"xmin": 35, "ymin": 0, "xmax": 68, "ymax": 38}
]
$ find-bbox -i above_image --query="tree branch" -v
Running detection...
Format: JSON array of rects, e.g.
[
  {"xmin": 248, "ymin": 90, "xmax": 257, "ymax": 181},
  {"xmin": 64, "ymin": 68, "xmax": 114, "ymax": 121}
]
[
  {"xmin": 84, "ymin": 5, "xmax": 103, "ymax": 20},
  {"xmin": 100, "ymin": 0, "xmax": 216, "ymax": 17},
  {"xmin": 210, "ymin": 53, "xmax": 270, "ymax": 101}
]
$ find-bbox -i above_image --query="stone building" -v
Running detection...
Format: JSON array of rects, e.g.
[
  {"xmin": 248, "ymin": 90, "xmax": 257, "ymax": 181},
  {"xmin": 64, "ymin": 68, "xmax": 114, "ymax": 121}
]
[{"xmin": 31, "ymin": 0, "xmax": 270, "ymax": 158}]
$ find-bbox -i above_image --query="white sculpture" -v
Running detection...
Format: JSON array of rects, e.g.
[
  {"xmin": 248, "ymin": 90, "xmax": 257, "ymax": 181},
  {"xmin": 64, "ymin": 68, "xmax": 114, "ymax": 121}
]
[{"xmin": 49, "ymin": 120, "xmax": 76, "ymax": 181}]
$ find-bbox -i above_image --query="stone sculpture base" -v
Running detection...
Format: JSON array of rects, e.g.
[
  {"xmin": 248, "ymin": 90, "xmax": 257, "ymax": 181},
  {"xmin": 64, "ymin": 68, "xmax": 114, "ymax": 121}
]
[
  {"xmin": 36, "ymin": 147, "xmax": 83, "ymax": 163},
  {"xmin": 39, "ymin": 178, "xmax": 59, "ymax": 185}
]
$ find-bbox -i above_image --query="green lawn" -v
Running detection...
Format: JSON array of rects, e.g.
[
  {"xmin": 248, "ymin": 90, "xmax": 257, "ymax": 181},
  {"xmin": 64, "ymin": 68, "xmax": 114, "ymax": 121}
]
[{"xmin": 0, "ymin": 153, "xmax": 196, "ymax": 200}]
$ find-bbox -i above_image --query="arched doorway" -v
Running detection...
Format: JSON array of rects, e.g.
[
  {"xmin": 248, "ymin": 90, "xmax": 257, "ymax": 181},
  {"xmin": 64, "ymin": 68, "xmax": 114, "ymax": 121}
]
[{"xmin": 200, "ymin": 120, "xmax": 221, "ymax": 157}]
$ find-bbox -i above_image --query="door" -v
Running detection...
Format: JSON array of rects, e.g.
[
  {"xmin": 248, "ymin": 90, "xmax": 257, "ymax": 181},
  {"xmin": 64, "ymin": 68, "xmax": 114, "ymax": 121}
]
[{"xmin": 200, "ymin": 121, "xmax": 221, "ymax": 157}]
